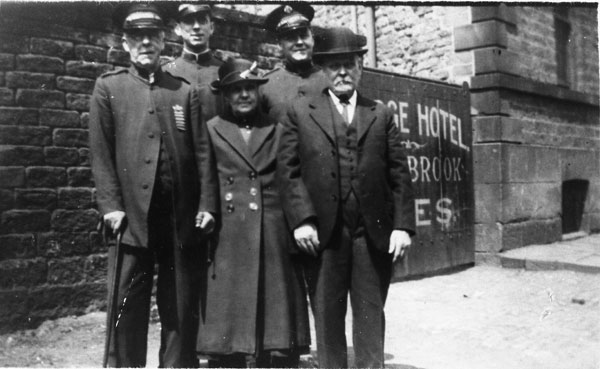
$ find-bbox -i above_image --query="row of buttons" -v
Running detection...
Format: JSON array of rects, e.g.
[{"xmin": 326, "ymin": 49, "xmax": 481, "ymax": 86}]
[{"xmin": 224, "ymin": 171, "xmax": 258, "ymax": 185}]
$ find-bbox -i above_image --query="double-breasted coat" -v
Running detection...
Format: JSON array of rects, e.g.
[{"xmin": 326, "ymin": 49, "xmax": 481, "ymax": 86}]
[
  {"xmin": 196, "ymin": 110, "xmax": 310, "ymax": 355},
  {"xmin": 277, "ymin": 90, "xmax": 416, "ymax": 251},
  {"xmin": 89, "ymin": 66, "xmax": 217, "ymax": 248}
]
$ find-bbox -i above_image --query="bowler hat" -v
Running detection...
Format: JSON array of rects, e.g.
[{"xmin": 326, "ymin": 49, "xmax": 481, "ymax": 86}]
[
  {"xmin": 264, "ymin": 2, "xmax": 314, "ymax": 35},
  {"xmin": 211, "ymin": 58, "xmax": 268, "ymax": 91},
  {"xmin": 176, "ymin": 4, "xmax": 212, "ymax": 21},
  {"xmin": 313, "ymin": 27, "xmax": 368, "ymax": 58},
  {"xmin": 113, "ymin": 3, "xmax": 167, "ymax": 31}
]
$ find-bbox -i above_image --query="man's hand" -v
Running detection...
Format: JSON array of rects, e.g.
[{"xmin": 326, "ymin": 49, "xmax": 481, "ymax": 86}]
[
  {"xmin": 294, "ymin": 222, "xmax": 319, "ymax": 257},
  {"xmin": 196, "ymin": 211, "xmax": 215, "ymax": 234},
  {"xmin": 388, "ymin": 230, "xmax": 412, "ymax": 262},
  {"xmin": 103, "ymin": 211, "xmax": 126, "ymax": 236}
]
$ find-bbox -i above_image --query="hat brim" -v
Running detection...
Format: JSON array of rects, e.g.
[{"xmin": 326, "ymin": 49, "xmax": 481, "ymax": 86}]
[
  {"xmin": 211, "ymin": 77, "xmax": 269, "ymax": 92},
  {"xmin": 314, "ymin": 48, "xmax": 369, "ymax": 58}
]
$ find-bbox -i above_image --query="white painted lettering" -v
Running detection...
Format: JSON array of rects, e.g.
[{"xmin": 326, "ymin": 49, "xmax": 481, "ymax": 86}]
[
  {"xmin": 415, "ymin": 199, "xmax": 431, "ymax": 226},
  {"xmin": 399, "ymin": 102, "xmax": 410, "ymax": 134}
]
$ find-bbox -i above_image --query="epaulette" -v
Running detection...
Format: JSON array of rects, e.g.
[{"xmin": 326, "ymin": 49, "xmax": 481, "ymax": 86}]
[
  {"xmin": 261, "ymin": 66, "xmax": 282, "ymax": 77},
  {"xmin": 160, "ymin": 55, "xmax": 175, "ymax": 66},
  {"xmin": 163, "ymin": 69, "xmax": 191, "ymax": 85},
  {"xmin": 99, "ymin": 67, "xmax": 128, "ymax": 79}
]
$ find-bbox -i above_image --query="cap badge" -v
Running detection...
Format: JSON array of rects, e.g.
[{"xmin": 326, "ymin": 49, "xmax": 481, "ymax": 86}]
[
  {"xmin": 239, "ymin": 61, "xmax": 258, "ymax": 79},
  {"xmin": 283, "ymin": 5, "xmax": 294, "ymax": 14}
]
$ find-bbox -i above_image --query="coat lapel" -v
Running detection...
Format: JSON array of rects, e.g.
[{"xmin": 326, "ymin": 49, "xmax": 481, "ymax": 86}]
[
  {"xmin": 308, "ymin": 93, "xmax": 336, "ymax": 146},
  {"xmin": 355, "ymin": 94, "xmax": 378, "ymax": 144},
  {"xmin": 248, "ymin": 114, "xmax": 276, "ymax": 159},
  {"xmin": 213, "ymin": 118, "xmax": 256, "ymax": 170}
]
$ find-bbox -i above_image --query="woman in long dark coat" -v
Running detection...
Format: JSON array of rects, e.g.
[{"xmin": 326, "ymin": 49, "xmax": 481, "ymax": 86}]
[{"xmin": 196, "ymin": 58, "xmax": 310, "ymax": 368}]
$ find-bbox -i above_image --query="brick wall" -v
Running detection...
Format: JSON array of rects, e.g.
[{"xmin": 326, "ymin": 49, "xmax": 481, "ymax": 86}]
[{"xmin": 0, "ymin": 2, "xmax": 277, "ymax": 333}]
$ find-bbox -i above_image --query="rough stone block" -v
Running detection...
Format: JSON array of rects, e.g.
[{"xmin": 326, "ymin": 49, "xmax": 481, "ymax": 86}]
[
  {"xmin": 44, "ymin": 147, "xmax": 80, "ymax": 166},
  {"xmin": 78, "ymin": 148, "xmax": 90, "ymax": 166},
  {"xmin": 0, "ymin": 189, "xmax": 13, "ymax": 211},
  {"xmin": 0, "ymin": 107, "xmax": 38, "ymax": 126},
  {"xmin": 38, "ymin": 231, "xmax": 90, "ymax": 257},
  {"xmin": 57, "ymin": 187, "xmax": 93, "ymax": 209},
  {"xmin": 51, "ymin": 208, "xmax": 98, "ymax": 232},
  {"xmin": 562, "ymin": 149, "xmax": 600, "ymax": 181},
  {"xmin": 5, "ymin": 72, "xmax": 55, "ymax": 89},
  {"xmin": 0, "ymin": 145, "xmax": 44, "ymax": 166},
  {"xmin": 0, "ymin": 167, "xmax": 25, "ymax": 188},
  {"xmin": 47, "ymin": 257, "xmax": 86, "ymax": 284},
  {"xmin": 0, "ymin": 233, "xmax": 36, "ymax": 260},
  {"xmin": 107, "ymin": 49, "xmax": 130, "ymax": 66},
  {"xmin": 471, "ymin": 91, "xmax": 503, "ymax": 115},
  {"xmin": 66, "ymin": 93, "xmax": 90, "ymax": 111},
  {"xmin": 26, "ymin": 166, "xmax": 67, "ymax": 187},
  {"xmin": 454, "ymin": 21, "xmax": 508, "ymax": 52},
  {"xmin": 15, "ymin": 89, "xmax": 64, "ymax": 108},
  {"xmin": 56, "ymin": 76, "xmax": 95, "ymax": 94},
  {"xmin": 89, "ymin": 230, "xmax": 105, "ymax": 253},
  {"xmin": 15, "ymin": 188, "xmax": 57, "ymax": 210},
  {"xmin": 471, "ymin": 4, "xmax": 517, "ymax": 25},
  {"xmin": 474, "ymin": 184, "xmax": 502, "ymax": 223},
  {"xmin": 521, "ymin": 218, "xmax": 561, "ymax": 246},
  {"xmin": 500, "ymin": 222, "xmax": 524, "ymax": 251},
  {"xmin": 0, "ymin": 34, "xmax": 29, "ymax": 54},
  {"xmin": 534, "ymin": 147, "xmax": 560, "ymax": 182},
  {"xmin": 65, "ymin": 61, "xmax": 112, "ymax": 79},
  {"xmin": 53, "ymin": 128, "xmax": 88, "ymax": 147},
  {"xmin": 67, "ymin": 167, "xmax": 93, "ymax": 187},
  {"xmin": 0, "ymin": 87, "xmax": 14, "ymax": 106},
  {"xmin": 1, "ymin": 209, "xmax": 51, "ymax": 233},
  {"xmin": 502, "ymin": 183, "xmax": 560, "ymax": 222},
  {"xmin": 474, "ymin": 223, "xmax": 502, "ymax": 252},
  {"xmin": 474, "ymin": 47, "xmax": 518, "ymax": 75},
  {"xmin": 473, "ymin": 116, "xmax": 524, "ymax": 143},
  {"xmin": 89, "ymin": 32, "xmax": 121, "ymax": 48},
  {"xmin": 39, "ymin": 109, "xmax": 80, "ymax": 128},
  {"xmin": 0, "ymin": 257, "xmax": 47, "ymax": 288},
  {"xmin": 30, "ymin": 38, "xmax": 74, "ymax": 59},
  {"xmin": 16, "ymin": 55, "xmax": 64, "ymax": 74},
  {"xmin": 473, "ymin": 143, "xmax": 502, "ymax": 183},
  {"xmin": 84, "ymin": 253, "xmax": 107, "ymax": 283},
  {"xmin": 74, "ymin": 45, "xmax": 107, "ymax": 63},
  {"xmin": 80, "ymin": 112, "xmax": 89, "ymax": 128},
  {"xmin": 0, "ymin": 288, "xmax": 29, "ymax": 333},
  {"xmin": 0, "ymin": 125, "xmax": 52, "ymax": 146},
  {"xmin": 0, "ymin": 53, "xmax": 15, "ymax": 71},
  {"xmin": 502, "ymin": 144, "xmax": 536, "ymax": 183}
]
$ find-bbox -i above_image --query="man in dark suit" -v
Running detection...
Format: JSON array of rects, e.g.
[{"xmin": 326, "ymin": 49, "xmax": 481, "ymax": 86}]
[
  {"xmin": 89, "ymin": 4, "xmax": 216, "ymax": 367},
  {"xmin": 277, "ymin": 27, "xmax": 416, "ymax": 368}
]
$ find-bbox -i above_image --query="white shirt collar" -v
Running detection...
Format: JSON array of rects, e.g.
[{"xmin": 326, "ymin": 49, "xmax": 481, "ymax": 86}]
[{"xmin": 328, "ymin": 90, "xmax": 357, "ymax": 124}]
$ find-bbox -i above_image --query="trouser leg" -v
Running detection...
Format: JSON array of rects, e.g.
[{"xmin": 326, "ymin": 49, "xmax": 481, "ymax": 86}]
[
  {"xmin": 350, "ymin": 235, "xmax": 393, "ymax": 368},
  {"xmin": 107, "ymin": 244, "xmax": 154, "ymax": 368},
  {"xmin": 304, "ymin": 228, "xmax": 352, "ymax": 369}
]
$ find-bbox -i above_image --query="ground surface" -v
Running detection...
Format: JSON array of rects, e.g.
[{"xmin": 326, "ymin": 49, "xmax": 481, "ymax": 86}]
[{"xmin": 1, "ymin": 266, "xmax": 599, "ymax": 368}]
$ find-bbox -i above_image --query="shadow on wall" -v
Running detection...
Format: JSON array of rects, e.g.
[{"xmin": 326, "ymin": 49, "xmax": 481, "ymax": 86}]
[{"xmin": 562, "ymin": 179, "xmax": 589, "ymax": 234}]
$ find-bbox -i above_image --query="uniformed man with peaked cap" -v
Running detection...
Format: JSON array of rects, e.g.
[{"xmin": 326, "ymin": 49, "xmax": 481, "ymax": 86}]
[
  {"xmin": 164, "ymin": 3, "xmax": 224, "ymax": 123},
  {"xmin": 259, "ymin": 2, "xmax": 328, "ymax": 122},
  {"xmin": 89, "ymin": 3, "xmax": 216, "ymax": 367}
]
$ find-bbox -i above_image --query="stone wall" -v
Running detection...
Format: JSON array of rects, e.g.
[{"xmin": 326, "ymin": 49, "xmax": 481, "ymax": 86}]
[{"xmin": 0, "ymin": 2, "xmax": 277, "ymax": 333}]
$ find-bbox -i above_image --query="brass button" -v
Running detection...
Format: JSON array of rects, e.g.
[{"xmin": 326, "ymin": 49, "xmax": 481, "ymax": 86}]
[
  {"xmin": 249, "ymin": 202, "xmax": 258, "ymax": 211},
  {"xmin": 249, "ymin": 187, "xmax": 258, "ymax": 196},
  {"xmin": 226, "ymin": 204, "xmax": 235, "ymax": 213},
  {"xmin": 224, "ymin": 192, "xmax": 233, "ymax": 201},
  {"xmin": 248, "ymin": 171, "xmax": 257, "ymax": 180},
  {"xmin": 227, "ymin": 176, "xmax": 234, "ymax": 185}
]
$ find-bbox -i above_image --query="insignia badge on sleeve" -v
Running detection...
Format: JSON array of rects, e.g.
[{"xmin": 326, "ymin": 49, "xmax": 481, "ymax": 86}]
[{"xmin": 173, "ymin": 105, "xmax": 186, "ymax": 131}]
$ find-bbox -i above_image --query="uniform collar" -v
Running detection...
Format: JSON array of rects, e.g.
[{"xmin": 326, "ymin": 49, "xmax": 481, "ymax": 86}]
[
  {"xmin": 182, "ymin": 49, "xmax": 213, "ymax": 64},
  {"xmin": 283, "ymin": 60, "xmax": 318, "ymax": 77},
  {"xmin": 129, "ymin": 64, "xmax": 163, "ymax": 84}
]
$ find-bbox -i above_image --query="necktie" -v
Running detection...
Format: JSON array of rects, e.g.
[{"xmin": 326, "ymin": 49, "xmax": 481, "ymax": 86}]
[{"xmin": 339, "ymin": 97, "xmax": 350, "ymax": 124}]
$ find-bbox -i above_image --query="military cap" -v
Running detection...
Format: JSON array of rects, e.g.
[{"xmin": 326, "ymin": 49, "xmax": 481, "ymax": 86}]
[
  {"xmin": 313, "ymin": 27, "xmax": 368, "ymax": 58},
  {"xmin": 176, "ymin": 4, "xmax": 212, "ymax": 21},
  {"xmin": 113, "ymin": 3, "xmax": 167, "ymax": 31},
  {"xmin": 264, "ymin": 2, "xmax": 314, "ymax": 35},
  {"xmin": 211, "ymin": 58, "xmax": 268, "ymax": 91}
]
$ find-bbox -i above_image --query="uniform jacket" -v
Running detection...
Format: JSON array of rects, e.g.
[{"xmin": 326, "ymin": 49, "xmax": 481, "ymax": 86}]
[
  {"xmin": 277, "ymin": 89, "xmax": 416, "ymax": 252},
  {"xmin": 197, "ymin": 110, "xmax": 310, "ymax": 354},
  {"xmin": 164, "ymin": 52, "xmax": 224, "ymax": 122},
  {"xmin": 89, "ymin": 66, "xmax": 217, "ymax": 248},
  {"xmin": 259, "ymin": 64, "xmax": 328, "ymax": 122}
]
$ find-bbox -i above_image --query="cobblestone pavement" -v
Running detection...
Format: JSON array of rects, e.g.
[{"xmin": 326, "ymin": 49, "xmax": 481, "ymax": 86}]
[{"xmin": 1, "ymin": 265, "xmax": 598, "ymax": 368}]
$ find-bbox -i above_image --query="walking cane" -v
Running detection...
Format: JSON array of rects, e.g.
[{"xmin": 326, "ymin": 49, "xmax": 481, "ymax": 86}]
[{"xmin": 102, "ymin": 219, "xmax": 124, "ymax": 368}]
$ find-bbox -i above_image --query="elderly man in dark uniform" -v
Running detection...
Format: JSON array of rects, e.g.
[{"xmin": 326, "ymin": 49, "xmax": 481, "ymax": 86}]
[
  {"xmin": 278, "ymin": 27, "xmax": 416, "ymax": 368},
  {"xmin": 89, "ymin": 4, "xmax": 216, "ymax": 367},
  {"xmin": 260, "ymin": 2, "xmax": 327, "ymax": 122},
  {"xmin": 165, "ymin": 3, "xmax": 223, "ymax": 122}
]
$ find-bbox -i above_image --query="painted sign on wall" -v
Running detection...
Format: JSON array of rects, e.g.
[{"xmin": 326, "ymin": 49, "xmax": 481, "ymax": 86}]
[{"xmin": 360, "ymin": 69, "xmax": 474, "ymax": 279}]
